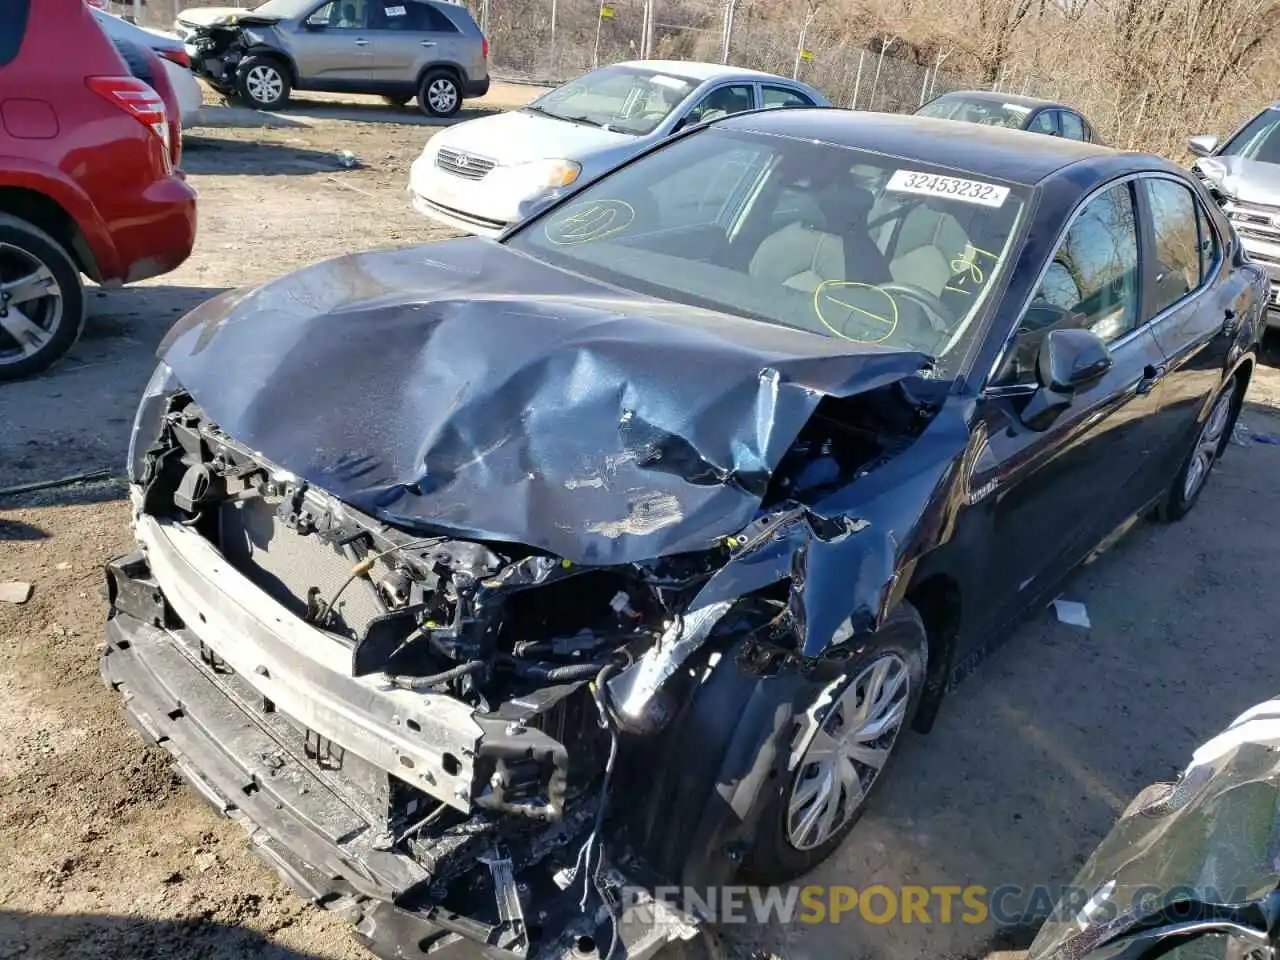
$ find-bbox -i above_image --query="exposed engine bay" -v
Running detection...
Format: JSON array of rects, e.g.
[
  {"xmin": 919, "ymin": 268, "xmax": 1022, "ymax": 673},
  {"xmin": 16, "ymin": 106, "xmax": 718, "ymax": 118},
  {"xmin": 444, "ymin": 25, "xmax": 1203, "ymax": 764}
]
[
  {"xmin": 182, "ymin": 16, "xmax": 283, "ymax": 94},
  {"xmin": 108, "ymin": 373, "xmax": 936, "ymax": 958}
]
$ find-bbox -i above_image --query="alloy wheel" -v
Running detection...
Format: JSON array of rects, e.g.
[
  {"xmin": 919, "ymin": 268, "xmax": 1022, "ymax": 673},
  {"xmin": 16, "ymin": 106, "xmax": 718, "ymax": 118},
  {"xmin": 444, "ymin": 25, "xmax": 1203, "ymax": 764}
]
[
  {"xmin": 1182, "ymin": 387, "xmax": 1235, "ymax": 502},
  {"xmin": 786, "ymin": 654, "xmax": 910, "ymax": 851},
  {"xmin": 427, "ymin": 78, "xmax": 459, "ymax": 114},
  {"xmin": 245, "ymin": 65, "xmax": 284, "ymax": 105},
  {"xmin": 0, "ymin": 243, "xmax": 63, "ymax": 366}
]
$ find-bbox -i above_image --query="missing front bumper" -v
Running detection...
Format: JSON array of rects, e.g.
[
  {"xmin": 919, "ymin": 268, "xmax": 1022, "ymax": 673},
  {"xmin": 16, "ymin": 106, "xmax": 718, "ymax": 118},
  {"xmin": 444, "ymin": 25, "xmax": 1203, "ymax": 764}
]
[{"xmin": 101, "ymin": 547, "xmax": 696, "ymax": 959}]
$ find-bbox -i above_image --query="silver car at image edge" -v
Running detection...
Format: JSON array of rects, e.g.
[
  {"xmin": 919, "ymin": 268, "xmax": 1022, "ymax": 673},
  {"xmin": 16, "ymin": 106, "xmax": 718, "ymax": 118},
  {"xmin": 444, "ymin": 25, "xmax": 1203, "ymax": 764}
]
[
  {"xmin": 408, "ymin": 59, "xmax": 830, "ymax": 236},
  {"xmin": 1190, "ymin": 102, "xmax": 1280, "ymax": 326}
]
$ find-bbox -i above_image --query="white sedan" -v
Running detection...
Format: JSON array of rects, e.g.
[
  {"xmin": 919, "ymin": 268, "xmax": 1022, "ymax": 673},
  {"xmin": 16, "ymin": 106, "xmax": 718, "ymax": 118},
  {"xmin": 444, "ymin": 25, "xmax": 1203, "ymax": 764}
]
[
  {"xmin": 409, "ymin": 60, "xmax": 829, "ymax": 236},
  {"xmin": 92, "ymin": 9, "xmax": 204, "ymax": 128}
]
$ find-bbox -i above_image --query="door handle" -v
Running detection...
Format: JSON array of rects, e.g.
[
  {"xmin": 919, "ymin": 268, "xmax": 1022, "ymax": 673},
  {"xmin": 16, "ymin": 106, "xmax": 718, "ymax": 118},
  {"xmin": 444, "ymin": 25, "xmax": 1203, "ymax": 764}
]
[
  {"xmin": 353, "ymin": 37, "xmax": 369, "ymax": 45},
  {"xmin": 420, "ymin": 40, "xmax": 437, "ymax": 46},
  {"xmin": 1137, "ymin": 363, "xmax": 1166, "ymax": 394}
]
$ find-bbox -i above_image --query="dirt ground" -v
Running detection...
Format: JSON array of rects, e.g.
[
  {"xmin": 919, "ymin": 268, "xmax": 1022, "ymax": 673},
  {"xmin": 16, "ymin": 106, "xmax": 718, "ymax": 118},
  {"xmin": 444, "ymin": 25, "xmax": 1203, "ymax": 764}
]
[{"xmin": 5, "ymin": 94, "xmax": 1280, "ymax": 960}]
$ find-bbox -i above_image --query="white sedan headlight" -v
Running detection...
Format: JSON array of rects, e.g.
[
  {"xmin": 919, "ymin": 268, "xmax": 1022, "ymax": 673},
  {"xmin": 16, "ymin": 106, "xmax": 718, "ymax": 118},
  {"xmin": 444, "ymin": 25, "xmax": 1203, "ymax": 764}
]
[{"xmin": 510, "ymin": 158, "xmax": 581, "ymax": 189}]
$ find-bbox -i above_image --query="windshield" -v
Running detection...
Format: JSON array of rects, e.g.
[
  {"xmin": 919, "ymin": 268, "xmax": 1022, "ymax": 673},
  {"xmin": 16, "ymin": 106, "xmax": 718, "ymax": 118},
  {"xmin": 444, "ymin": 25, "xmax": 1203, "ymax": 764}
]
[
  {"xmin": 524, "ymin": 65, "xmax": 698, "ymax": 136},
  {"xmin": 917, "ymin": 94, "xmax": 1034, "ymax": 129},
  {"xmin": 1220, "ymin": 108, "xmax": 1280, "ymax": 164},
  {"xmin": 506, "ymin": 127, "xmax": 1028, "ymax": 369}
]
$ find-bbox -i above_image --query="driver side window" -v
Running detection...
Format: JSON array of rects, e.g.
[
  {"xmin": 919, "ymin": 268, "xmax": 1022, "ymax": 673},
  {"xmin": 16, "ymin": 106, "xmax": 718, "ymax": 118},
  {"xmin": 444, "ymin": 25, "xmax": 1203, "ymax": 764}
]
[
  {"xmin": 999, "ymin": 182, "xmax": 1140, "ymax": 385},
  {"xmin": 309, "ymin": 0, "xmax": 370, "ymax": 28},
  {"xmin": 684, "ymin": 84, "xmax": 755, "ymax": 125}
]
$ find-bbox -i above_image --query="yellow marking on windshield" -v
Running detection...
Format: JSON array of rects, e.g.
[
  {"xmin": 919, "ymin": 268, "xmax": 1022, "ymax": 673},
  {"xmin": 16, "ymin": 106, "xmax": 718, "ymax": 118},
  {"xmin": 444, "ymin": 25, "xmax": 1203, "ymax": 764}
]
[
  {"xmin": 949, "ymin": 243, "xmax": 1002, "ymax": 286},
  {"xmin": 545, "ymin": 199, "xmax": 636, "ymax": 245},
  {"xmin": 813, "ymin": 281, "xmax": 899, "ymax": 344}
]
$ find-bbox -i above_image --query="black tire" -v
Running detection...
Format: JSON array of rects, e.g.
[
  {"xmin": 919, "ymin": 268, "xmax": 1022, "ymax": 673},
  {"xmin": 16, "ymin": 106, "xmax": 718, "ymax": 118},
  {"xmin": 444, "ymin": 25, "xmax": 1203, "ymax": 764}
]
[
  {"xmin": 1155, "ymin": 375, "xmax": 1243, "ymax": 522},
  {"xmin": 381, "ymin": 94, "xmax": 411, "ymax": 108},
  {"xmin": 236, "ymin": 55, "xmax": 291, "ymax": 110},
  {"xmin": 741, "ymin": 603, "xmax": 928, "ymax": 884},
  {"xmin": 418, "ymin": 69, "xmax": 462, "ymax": 117},
  {"xmin": 0, "ymin": 213, "xmax": 86, "ymax": 382}
]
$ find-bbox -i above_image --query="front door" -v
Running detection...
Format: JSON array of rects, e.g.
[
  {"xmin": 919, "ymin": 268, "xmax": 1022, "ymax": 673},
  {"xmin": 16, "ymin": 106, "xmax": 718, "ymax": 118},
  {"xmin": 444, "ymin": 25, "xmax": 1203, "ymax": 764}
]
[
  {"xmin": 966, "ymin": 179, "xmax": 1177, "ymax": 627},
  {"xmin": 293, "ymin": 0, "xmax": 374, "ymax": 88}
]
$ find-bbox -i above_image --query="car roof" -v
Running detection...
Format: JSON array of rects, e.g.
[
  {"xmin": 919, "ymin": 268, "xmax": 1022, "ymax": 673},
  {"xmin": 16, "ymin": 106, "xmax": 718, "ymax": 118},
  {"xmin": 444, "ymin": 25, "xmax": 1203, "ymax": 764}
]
[
  {"xmin": 92, "ymin": 9, "xmax": 183, "ymax": 51},
  {"xmin": 718, "ymin": 109, "xmax": 1149, "ymax": 186},
  {"xmin": 929, "ymin": 89, "xmax": 1067, "ymax": 111},
  {"xmin": 612, "ymin": 59, "xmax": 794, "ymax": 83}
]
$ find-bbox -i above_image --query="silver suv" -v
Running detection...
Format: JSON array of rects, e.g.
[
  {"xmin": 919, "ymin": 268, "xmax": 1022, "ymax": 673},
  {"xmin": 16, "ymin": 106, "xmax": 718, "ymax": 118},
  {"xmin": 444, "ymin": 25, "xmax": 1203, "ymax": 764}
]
[
  {"xmin": 176, "ymin": 0, "xmax": 489, "ymax": 116},
  {"xmin": 1190, "ymin": 104, "xmax": 1280, "ymax": 325}
]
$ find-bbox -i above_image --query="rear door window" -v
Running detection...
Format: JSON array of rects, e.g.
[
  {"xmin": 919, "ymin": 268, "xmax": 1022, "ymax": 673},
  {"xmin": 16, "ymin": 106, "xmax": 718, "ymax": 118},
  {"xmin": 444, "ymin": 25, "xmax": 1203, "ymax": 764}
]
[
  {"xmin": 1060, "ymin": 112, "xmax": 1087, "ymax": 141},
  {"xmin": 1027, "ymin": 110, "xmax": 1058, "ymax": 135},
  {"xmin": 396, "ymin": 1, "xmax": 459, "ymax": 31},
  {"xmin": 0, "ymin": 0, "xmax": 30, "ymax": 67},
  {"xmin": 761, "ymin": 85, "xmax": 814, "ymax": 109},
  {"xmin": 1141, "ymin": 178, "xmax": 1204, "ymax": 316}
]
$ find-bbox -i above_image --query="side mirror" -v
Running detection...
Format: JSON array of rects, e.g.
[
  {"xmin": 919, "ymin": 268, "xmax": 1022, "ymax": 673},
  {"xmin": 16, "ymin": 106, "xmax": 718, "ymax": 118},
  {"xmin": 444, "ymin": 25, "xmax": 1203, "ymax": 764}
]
[
  {"xmin": 1187, "ymin": 134, "xmax": 1219, "ymax": 157},
  {"xmin": 303, "ymin": 16, "xmax": 327, "ymax": 29},
  {"xmin": 1020, "ymin": 328, "xmax": 1113, "ymax": 430}
]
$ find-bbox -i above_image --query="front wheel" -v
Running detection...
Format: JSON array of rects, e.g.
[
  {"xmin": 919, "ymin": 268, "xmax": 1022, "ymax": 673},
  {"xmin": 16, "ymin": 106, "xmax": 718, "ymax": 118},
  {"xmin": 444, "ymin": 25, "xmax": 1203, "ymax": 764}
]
[
  {"xmin": 742, "ymin": 603, "xmax": 927, "ymax": 884},
  {"xmin": 0, "ymin": 214, "xmax": 86, "ymax": 382},
  {"xmin": 1155, "ymin": 377, "xmax": 1242, "ymax": 522},
  {"xmin": 418, "ymin": 70, "xmax": 462, "ymax": 117},
  {"xmin": 237, "ymin": 56, "xmax": 291, "ymax": 110}
]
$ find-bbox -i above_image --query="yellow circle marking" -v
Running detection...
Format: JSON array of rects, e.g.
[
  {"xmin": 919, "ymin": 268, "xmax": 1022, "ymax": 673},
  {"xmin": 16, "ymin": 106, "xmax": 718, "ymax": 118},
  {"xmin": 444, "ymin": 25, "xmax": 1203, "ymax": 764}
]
[
  {"xmin": 813, "ymin": 281, "xmax": 899, "ymax": 343},
  {"xmin": 545, "ymin": 199, "xmax": 636, "ymax": 245}
]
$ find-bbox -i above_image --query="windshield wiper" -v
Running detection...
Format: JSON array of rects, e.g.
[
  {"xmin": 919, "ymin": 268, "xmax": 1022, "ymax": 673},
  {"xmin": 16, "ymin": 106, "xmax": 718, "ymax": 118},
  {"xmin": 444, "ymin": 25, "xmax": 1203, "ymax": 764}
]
[{"xmin": 524, "ymin": 105, "xmax": 602, "ymax": 128}]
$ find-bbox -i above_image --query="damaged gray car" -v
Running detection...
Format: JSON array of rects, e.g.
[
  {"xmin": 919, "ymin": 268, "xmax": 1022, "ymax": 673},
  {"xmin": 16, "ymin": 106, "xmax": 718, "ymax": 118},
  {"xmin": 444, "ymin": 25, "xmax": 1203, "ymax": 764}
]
[{"xmin": 103, "ymin": 109, "xmax": 1265, "ymax": 959}]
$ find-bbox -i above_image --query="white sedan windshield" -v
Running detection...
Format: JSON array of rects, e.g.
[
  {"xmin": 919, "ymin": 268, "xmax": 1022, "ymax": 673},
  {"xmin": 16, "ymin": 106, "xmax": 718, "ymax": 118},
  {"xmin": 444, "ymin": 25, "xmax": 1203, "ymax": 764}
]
[
  {"xmin": 525, "ymin": 66, "xmax": 697, "ymax": 136},
  {"xmin": 507, "ymin": 128, "xmax": 1029, "ymax": 366}
]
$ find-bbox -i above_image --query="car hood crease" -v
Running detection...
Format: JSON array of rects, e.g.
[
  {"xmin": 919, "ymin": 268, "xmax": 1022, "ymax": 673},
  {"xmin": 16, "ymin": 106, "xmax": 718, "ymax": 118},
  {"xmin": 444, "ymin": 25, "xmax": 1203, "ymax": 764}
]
[{"xmin": 158, "ymin": 239, "xmax": 929, "ymax": 565}]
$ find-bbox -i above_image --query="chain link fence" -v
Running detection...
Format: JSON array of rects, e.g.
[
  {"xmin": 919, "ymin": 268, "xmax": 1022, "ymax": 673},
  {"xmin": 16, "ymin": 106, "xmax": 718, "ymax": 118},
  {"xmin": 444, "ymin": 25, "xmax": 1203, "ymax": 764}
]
[{"xmin": 120, "ymin": 0, "xmax": 1121, "ymax": 131}]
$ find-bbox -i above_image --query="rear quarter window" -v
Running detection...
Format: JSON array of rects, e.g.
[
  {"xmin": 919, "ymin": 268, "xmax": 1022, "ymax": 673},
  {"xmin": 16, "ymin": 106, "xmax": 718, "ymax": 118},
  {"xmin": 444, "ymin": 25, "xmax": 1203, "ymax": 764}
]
[{"xmin": 0, "ymin": 0, "xmax": 31, "ymax": 68}]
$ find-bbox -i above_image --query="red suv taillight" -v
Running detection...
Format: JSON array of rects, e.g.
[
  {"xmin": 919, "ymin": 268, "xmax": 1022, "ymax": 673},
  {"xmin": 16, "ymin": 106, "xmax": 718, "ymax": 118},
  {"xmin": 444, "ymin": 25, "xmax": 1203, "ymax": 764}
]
[
  {"xmin": 157, "ymin": 48, "xmax": 192, "ymax": 69},
  {"xmin": 86, "ymin": 76, "xmax": 171, "ymax": 160},
  {"xmin": 482, "ymin": 35, "xmax": 489, "ymax": 59}
]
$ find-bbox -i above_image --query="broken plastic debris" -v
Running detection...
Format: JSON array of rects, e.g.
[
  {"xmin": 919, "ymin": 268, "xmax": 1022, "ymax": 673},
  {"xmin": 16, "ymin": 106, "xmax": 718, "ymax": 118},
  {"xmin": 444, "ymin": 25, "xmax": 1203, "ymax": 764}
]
[
  {"xmin": 1051, "ymin": 598, "xmax": 1091, "ymax": 629},
  {"xmin": 0, "ymin": 581, "xmax": 33, "ymax": 604},
  {"xmin": 1251, "ymin": 432, "xmax": 1280, "ymax": 446},
  {"xmin": 1232, "ymin": 423, "xmax": 1253, "ymax": 447},
  {"xmin": 337, "ymin": 150, "xmax": 360, "ymax": 169}
]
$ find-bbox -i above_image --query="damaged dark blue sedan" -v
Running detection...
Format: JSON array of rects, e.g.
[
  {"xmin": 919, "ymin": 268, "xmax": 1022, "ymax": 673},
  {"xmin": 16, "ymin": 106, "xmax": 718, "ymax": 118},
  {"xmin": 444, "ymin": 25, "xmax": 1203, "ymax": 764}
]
[{"xmin": 104, "ymin": 109, "xmax": 1266, "ymax": 960}]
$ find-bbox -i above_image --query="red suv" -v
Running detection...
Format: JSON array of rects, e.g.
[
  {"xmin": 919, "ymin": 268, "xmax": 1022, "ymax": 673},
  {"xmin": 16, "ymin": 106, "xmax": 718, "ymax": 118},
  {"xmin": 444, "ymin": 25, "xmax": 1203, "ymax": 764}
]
[{"xmin": 0, "ymin": 0, "xmax": 198, "ymax": 380}]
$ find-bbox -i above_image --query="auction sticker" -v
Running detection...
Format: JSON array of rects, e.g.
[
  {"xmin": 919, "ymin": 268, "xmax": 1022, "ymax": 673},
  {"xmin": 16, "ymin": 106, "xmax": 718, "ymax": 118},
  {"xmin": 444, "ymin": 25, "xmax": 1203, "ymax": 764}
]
[{"xmin": 885, "ymin": 169, "xmax": 1010, "ymax": 207}]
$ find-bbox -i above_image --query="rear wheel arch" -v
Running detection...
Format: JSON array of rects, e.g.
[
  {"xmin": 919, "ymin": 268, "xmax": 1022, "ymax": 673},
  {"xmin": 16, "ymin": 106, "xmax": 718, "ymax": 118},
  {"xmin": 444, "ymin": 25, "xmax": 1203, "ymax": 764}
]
[
  {"xmin": 0, "ymin": 186, "xmax": 97, "ymax": 280},
  {"xmin": 416, "ymin": 61, "xmax": 465, "ymax": 92}
]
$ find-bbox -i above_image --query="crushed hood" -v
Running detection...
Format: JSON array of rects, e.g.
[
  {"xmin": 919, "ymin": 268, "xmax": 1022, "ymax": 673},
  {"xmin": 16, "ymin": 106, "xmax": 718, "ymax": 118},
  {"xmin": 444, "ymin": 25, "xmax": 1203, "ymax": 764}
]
[
  {"xmin": 158, "ymin": 239, "xmax": 928, "ymax": 565},
  {"xmin": 1198, "ymin": 154, "xmax": 1280, "ymax": 206}
]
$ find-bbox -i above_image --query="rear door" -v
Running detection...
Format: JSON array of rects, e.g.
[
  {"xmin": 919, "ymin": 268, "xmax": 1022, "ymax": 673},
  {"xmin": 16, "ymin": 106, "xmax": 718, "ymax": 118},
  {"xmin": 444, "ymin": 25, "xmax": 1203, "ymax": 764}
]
[
  {"xmin": 367, "ymin": 0, "xmax": 464, "ymax": 85},
  {"xmin": 1138, "ymin": 173, "xmax": 1248, "ymax": 478},
  {"xmin": 292, "ymin": 0, "xmax": 373, "ymax": 87}
]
